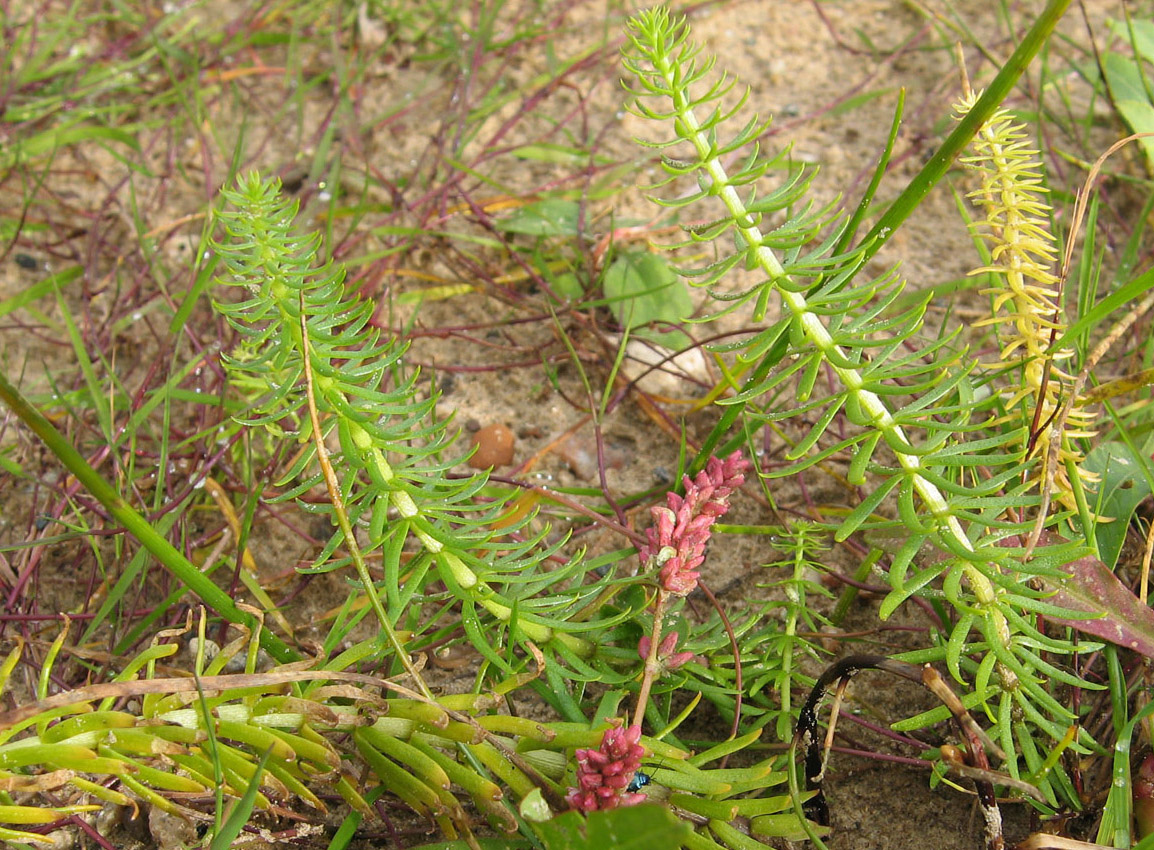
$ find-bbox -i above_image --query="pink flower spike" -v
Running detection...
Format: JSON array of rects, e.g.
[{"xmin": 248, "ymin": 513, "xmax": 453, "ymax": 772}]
[
  {"xmin": 567, "ymin": 724, "xmax": 646, "ymax": 813},
  {"xmin": 640, "ymin": 452, "xmax": 751, "ymax": 596}
]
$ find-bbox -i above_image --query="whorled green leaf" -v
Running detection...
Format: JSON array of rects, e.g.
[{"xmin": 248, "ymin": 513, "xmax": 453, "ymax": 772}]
[{"xmin": 211, "ymin": 173, "xmax": 599, "ymax": 667}]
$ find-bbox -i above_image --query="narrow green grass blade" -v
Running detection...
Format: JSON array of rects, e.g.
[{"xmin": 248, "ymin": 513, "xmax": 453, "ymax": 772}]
[
  {"xmin": 54, "ymin": 289, "xmax": 112, "ymax": 439},
  {"xmin": 0, "ymin": 265, "xmax": 82, "ymax": 320},
  {"xmin": 0, "ymin": 371, "xmax": 298, "ymax": 664},
  {"xmin": 858, "ymin": 0, "xmax": 1073, "ymax": 266},
  {"xmin": 1053, "ymin": 263, "xmax": 1154, "ymax": 352},
  {"xmin": 210, "ymin": 746, "xmax": 273, "ymax": 850}
]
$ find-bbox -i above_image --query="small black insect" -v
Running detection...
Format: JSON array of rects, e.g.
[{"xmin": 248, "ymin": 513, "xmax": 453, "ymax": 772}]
[
  {"xmin": 627, "ymin": 771, "xmax": 651, "ymax": 793},
  {"xmin": 14, "ymin": 253, "xmax": 37, "ymax": 270}
]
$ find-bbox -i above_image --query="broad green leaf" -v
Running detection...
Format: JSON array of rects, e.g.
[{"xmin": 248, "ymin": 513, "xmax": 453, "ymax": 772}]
[
  {"xmin": 1100, "ymin": 50, "xmax": 1154, "ymax": 166},
  {"xmin": 549, "ymin": 271, "xmax": 585, "ymax": 301},
  {"xmin": 532, "ymin": 805, "xmax": 692, "ymax": 850},
  {"xmin": 1084, "ymin": 437, "xmax": 1154, "ymax": 569},
  {"xmin": 1102, "ymin": 50, "xmax": 1150, "ymax": 103},
  {"xmin": 602, "ymin": 251, "xmax": 693, "ymax": 333},
  {"xmin": 1042, "ymin": 548, "xmax": 1154, "ymax": 659},
  {"xmin": 495, "ymin": 199, "xmax": 580, "ymax": 236},
  {"xmin": 1107, "ymin": 18, "xmax": 1154, "ymax": 66},
  {"xmin": 1116, "ymin": 99, "xmax": 1154, "ymax": 167}
]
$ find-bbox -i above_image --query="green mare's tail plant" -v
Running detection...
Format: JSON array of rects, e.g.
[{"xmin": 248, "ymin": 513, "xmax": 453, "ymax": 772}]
[
  {"xmin": 622, "ymin": 4, "xmax": 1102, "ymax": 808},
  {"xmin": 211, "ymin": 173, "xmax": 605, "ymax": 685},
  {"xmin": 953, "ymin": 90, "xmax": 1097, "ymax": 515}
]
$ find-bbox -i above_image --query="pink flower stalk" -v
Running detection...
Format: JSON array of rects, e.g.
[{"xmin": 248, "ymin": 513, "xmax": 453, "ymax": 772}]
[
  {"xmin": 638, "ymin": 631, "xmax": 694, "ymax": 670},
  {"xmin": 566, "ymin": 724, "xmax": 646, "ymax": 812},
  {"xmin": 639, "ymin": 451, "xmax": 750, "ymax": 596}
]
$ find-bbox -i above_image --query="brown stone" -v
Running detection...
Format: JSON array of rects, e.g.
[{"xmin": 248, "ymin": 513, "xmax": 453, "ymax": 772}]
[{"xmin": 468, "ymin": 423, "xmax": 515, "ymax": 469}]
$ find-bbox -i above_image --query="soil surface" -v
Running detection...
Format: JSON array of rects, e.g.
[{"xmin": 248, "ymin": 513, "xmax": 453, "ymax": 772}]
[{"xmin": 0, "ymin": 1, "xmax": 1134, "ymax": 849}]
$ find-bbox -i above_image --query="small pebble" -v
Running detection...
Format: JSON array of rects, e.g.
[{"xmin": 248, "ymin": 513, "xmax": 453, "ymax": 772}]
[
  {"xmin": 39, "ymin": 829, "xmax": 75, "ymax": 850},
  {"xmin": 554, "ymin": 433, "xmax": 630, "ymax": 481},
  {"xmin": 469, "ymin": 423, "xmax": 515, "ymax": 468},
  {"xmin": 187, "ymin": 637, "xmax": 221, "ymax": 664},
  {"xmin": 149, "ymin": 807, "xmax": 198, "ymax": 850}
]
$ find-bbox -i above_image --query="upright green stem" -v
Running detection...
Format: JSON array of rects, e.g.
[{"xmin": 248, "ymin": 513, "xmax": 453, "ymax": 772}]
[
  {"xmin": 694, "ymin": 0, "xmax": 1073, "ymax": 478},
  {"xmin": 636, "ymin": 7, "xmax": 1060, "ymax": 674},
  {"xmin": 632, "ymin": 588, "xmax": 669, "ymax": 727},
  {"xmin": 858, "ymin": 0, "xmax": 1073, "ymax": 266},
  {"xmin": 652, "ymin": 53, "xmax": 983, "ymax": 509},
  {"xmin": 298, "ymin": 302, "xmax": 434, "ymax": 699}
]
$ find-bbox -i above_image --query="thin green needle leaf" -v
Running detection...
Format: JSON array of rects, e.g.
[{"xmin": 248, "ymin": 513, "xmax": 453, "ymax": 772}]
[{"xmin": 210, "ymin": 746, "xmax": 273, "ymax": 850}]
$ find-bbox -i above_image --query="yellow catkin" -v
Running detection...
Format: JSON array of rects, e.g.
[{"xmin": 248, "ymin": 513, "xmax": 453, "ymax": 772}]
[{"xmin": 954, "ymin": 91, "xmax": 1096, "ymax": 513}]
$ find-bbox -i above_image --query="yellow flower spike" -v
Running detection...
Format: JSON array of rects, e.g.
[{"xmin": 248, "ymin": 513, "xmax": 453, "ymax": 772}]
[{"xmin": 955, "ymin": 90, "xmax": 1097, "ymax": 513}]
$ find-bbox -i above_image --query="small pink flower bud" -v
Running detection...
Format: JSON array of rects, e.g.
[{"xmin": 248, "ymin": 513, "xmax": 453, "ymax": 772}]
[{"xmin": 657, "ymin": 631, "xmax": 680, "ymax": 656}]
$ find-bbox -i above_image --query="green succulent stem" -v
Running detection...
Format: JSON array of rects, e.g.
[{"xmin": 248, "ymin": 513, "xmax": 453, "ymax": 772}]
[{"xmin": 297, "ymin": 298, "xmax": 432, "ymax": 698}]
